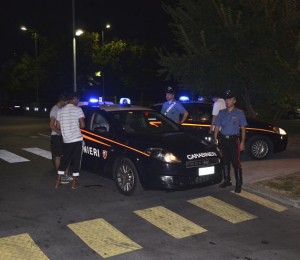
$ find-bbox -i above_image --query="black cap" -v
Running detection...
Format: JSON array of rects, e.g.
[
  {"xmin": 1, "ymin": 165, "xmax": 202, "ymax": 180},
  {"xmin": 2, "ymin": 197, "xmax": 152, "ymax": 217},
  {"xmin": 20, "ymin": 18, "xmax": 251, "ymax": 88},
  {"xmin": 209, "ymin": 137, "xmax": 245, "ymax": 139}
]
[
  {"xmin": 224, "ymin": 89, "xmax": 236, "ymax": 99},
  {"xmin": 166, "ymin": 86, "xmax": 175, "ymax": 94}
]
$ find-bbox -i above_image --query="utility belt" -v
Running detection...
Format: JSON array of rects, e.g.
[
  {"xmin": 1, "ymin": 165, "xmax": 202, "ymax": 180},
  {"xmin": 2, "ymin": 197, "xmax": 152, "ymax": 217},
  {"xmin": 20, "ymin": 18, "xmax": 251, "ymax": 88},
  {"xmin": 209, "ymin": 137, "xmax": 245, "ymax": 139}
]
[{"xmin": 220, "ymin": 134, "xmax": 239, "ymax": 139}]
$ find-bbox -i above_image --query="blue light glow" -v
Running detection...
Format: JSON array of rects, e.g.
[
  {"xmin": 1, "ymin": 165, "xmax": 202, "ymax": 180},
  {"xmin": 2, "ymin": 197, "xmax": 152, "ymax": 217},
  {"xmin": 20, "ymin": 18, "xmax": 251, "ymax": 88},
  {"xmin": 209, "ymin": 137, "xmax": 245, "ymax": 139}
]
[
  {"xmin": 179, "ymin": 96, "xmax": 190, "ymax": 102},
  {"xmin": 120, "ymin": 98, "xmax": 131, "ymax": 105},
  {"xmin": 89, "ymin": 98, "xmax": 99, "ymax": 103}
]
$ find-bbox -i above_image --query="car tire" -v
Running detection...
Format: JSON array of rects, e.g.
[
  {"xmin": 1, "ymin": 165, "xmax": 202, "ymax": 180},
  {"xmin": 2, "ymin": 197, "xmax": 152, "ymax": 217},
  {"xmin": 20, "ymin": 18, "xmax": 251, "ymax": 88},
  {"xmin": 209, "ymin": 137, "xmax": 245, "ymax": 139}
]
[
  {"xmin": 113, "ymin": 157, "xmax": 143, "ymax": 196},
  {"xmin": 246, "ymin": 136, "xmax": 273, "ymax": 160}
]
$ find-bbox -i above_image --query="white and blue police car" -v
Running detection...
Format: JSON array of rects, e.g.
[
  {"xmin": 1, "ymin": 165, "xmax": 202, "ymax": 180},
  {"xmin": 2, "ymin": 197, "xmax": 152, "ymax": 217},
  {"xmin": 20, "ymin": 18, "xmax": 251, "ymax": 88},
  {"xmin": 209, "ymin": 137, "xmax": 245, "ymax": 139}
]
[{"xmin": 80, "ymin": 98, "xmax": 222, "ymax": 195}]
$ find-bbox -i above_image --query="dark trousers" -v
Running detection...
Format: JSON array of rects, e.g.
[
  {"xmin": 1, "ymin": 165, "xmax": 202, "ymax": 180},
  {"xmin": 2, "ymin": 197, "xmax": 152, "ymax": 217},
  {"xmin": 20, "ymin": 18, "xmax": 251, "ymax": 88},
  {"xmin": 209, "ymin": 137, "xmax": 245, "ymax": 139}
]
[
  {"xmin": 58, "ymin": 141, "xmax": 83, "ymax": 176},
  {"xmin": 219, "ymin": 136, "xmax": 241, "ymax": 170}
]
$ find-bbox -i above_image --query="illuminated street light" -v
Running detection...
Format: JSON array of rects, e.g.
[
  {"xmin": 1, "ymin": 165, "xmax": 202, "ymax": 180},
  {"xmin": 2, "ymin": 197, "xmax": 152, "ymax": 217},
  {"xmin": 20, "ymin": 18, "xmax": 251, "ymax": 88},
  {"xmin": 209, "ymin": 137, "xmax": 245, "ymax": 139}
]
[
  {"xmin": 20, "ymin": 25, "xmax": 39, "ymax": 104},
  {"xmin": 101, "ymin": 23, "xmax": 111, "ymax": 101},
  {"xmin": 73, "ymin": 28, "xmax": 84, "ymax": 93}
]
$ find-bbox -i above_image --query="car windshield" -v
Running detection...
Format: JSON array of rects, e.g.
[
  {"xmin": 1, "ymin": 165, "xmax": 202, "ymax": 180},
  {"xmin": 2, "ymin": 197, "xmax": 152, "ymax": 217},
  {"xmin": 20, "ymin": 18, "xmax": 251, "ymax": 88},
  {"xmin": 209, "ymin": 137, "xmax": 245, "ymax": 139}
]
[{"xmin": 110, "ymin": 110, "xmax": 181, "ymax": 134}]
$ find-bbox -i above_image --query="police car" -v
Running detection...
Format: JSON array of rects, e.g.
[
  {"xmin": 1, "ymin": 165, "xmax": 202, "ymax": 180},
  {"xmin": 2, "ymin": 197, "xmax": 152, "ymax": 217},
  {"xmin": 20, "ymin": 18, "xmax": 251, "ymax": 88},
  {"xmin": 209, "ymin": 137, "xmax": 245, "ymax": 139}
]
[
  {"xmin": 80, "ymin": 99, "xmax": 222, "ymax": 195},
  {"xmin": 150, "ymin": 99, "xmax": 288, "ymax": 160}
]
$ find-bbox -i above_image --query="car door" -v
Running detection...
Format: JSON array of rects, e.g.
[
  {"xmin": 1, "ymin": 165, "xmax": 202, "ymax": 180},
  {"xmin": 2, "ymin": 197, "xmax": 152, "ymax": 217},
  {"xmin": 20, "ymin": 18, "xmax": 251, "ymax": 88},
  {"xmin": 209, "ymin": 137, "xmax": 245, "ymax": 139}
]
[{"xmin": 82, "ymin": 111, "xmax": 114, "ymax": 175}]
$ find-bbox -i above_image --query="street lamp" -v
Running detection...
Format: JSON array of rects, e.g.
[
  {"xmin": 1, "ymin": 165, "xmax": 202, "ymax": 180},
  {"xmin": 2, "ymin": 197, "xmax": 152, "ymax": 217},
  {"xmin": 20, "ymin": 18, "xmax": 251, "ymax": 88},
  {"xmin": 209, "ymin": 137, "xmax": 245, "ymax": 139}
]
[
  {"xmin": 20, "ymin": 25, "xmax": 39, "ymax": 104},
  {"xmin": 20, "ymin": 26, "xmax": 37, "ymax": 59},
  {"xmin": 101, "ymin": 23, "xmax": 111, "ymax": 101},
  {"xmin": 73, "ymin": 28, "xmax": 84, "ymax": 93}
]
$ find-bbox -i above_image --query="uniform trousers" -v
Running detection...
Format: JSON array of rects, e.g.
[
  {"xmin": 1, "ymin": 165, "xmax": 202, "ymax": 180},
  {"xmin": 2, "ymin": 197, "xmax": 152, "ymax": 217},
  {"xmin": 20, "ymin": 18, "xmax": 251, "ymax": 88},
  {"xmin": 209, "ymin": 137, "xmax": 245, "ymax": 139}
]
[
  {"xmin": 58, "ymin": 141, "xmax": 83, "ymax": 177},
  {"xmin": 219, "ymin": 135, "xmax": 241, "ymax": 170}
]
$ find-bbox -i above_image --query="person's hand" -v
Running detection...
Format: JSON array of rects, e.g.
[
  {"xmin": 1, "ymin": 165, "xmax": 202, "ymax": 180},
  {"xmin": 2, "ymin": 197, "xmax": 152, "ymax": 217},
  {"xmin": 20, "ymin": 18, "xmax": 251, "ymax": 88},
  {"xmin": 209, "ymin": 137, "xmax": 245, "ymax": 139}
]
[{"xmin": 240, "ymin": 142, "xmax": 245, "ymax": 151}]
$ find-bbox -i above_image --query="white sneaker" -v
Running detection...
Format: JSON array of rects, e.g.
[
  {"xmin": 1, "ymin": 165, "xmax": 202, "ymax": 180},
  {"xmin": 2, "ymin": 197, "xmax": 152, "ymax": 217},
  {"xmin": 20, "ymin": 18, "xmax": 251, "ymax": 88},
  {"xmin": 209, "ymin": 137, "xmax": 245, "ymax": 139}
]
[
  {"xmin": 60, "ymin": 176, "xmax": 70, "ymax": 184},
  {"xmin": 66, "ymin": 176, "xmax": 73, "ymax": 181}
]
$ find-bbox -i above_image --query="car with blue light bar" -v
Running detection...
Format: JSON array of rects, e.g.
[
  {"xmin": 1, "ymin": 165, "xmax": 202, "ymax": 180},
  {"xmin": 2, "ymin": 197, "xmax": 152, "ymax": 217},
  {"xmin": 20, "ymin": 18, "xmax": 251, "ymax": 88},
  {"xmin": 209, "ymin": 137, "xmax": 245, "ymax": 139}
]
[
  {"xmin": 150, "ymin": 100, "xmax": 288, "ymax": 160},
  {"xmin": 80, "ymin": 101, "xmax": 223, "ymax": 195}
]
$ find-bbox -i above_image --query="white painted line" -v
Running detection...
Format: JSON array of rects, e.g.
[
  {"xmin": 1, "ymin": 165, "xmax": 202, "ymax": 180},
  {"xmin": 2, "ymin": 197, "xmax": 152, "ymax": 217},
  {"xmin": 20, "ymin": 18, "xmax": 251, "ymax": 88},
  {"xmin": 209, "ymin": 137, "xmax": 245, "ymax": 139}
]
[
  {"xmin": 38, "ymin": 133, "xmax": 51, "ymax": 138},
  {"xmin": 0, "ymin": 150, "xmax": 29, "ymax": 163},
  {"xmin": 22, "ymin": 148, "xmax": 52, "ymax": 160}
]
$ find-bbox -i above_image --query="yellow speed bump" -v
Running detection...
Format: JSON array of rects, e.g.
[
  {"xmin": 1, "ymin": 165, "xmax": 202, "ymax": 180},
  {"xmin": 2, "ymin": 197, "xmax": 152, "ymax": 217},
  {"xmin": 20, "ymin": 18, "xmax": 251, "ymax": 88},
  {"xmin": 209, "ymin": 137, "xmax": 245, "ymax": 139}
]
[
  {"xmin": 188, "ymin": 196, "xmax": 256, "ymax": 224},
  {"xmin": 68, "ymin": 218, "xmax": 142, "ymax": 258},
  {"xmin": 134, "ymin": 206, "xmax": 207, "ymax": 239},
  {"xmin": 0, "ymin": 233, "xmax": 49, "ymax": 260},
  {"xmin": 232, "ymin": 190, "xmax": 288, "ymax": 212}
]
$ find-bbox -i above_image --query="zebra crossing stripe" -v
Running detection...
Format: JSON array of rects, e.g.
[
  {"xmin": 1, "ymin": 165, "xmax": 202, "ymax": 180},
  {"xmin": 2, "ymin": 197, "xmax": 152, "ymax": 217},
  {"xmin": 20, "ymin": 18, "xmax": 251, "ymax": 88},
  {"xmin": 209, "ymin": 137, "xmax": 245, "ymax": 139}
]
[
  {"xmin": 0, "ymin": 150, "xmax": 29, "ymax": 163},
  {"xmin": 68, "ymin": 218, "xmax": 142, "ymax": 258},
  {"xmin": 232, "ymin": 190, "xmax": 288, "ymax": 212},
  {"xmin": 188, "ymin": 196, "xmax": 256, "ymax": 224},
  {"xmin": 134, "ymin": 206, "xmax": 207, "ymax": 239},
  {"xmin": 22, "ymin": 148, "xmax": 52, "ymax": 160},
  {"xmin": 0, "ymin": 233, "xmax": 49, "ymax": 260}
]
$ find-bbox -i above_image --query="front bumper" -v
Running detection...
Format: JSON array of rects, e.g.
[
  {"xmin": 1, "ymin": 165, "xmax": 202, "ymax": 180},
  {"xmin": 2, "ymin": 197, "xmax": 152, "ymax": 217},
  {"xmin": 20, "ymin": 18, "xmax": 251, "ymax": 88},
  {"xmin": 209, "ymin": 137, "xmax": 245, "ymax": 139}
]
[{"xmin": 136, "ymin": 159, "xmax": 223, "ymax": 190}]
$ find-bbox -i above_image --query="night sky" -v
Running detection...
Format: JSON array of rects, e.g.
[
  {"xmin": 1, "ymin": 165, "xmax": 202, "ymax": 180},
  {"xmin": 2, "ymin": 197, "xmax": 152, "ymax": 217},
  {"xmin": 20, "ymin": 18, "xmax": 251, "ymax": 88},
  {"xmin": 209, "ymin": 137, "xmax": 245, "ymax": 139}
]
[{"xmin": 0, "ymin": 0, "xmax": 175, "ymax": 64}]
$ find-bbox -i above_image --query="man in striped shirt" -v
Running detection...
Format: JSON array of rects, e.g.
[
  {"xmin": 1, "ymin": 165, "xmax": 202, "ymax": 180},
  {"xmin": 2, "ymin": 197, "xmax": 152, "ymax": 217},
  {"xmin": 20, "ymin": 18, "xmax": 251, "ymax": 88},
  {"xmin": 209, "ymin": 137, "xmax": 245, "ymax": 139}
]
[{"xmin": 55, "ymin": 93, "xmax": 85, "ymax": 189}]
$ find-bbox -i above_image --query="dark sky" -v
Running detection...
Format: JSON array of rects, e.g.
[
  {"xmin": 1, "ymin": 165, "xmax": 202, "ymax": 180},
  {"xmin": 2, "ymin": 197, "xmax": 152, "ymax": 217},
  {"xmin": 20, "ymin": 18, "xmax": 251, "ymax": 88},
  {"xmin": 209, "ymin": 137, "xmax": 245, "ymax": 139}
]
[{"xmin": 1, "ymin": 0, "xmax": 175, "ymax": 63}]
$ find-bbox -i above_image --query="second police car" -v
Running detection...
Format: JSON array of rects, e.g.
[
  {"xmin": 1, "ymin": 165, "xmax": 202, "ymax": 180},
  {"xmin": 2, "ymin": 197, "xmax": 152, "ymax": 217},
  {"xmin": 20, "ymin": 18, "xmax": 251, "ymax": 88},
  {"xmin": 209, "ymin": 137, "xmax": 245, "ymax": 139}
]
[
  {"xmin": 150, "ymin": 98, "xmax": 288, "ymax": 160},
  {"xmin": 80, "ymin": 99, "xmax": 222, "ymax": 195}
]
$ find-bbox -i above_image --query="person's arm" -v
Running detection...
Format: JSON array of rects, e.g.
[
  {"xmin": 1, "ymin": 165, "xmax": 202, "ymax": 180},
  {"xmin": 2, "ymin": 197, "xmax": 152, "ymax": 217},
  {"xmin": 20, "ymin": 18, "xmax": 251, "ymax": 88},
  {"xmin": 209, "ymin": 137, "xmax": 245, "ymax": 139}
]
[
  {"xmin": 79, "ymin": 117, "xmax": 85, "ymax": 129},
  {"xmin": 50, "ymin": 117, "xmax": 61, "ymax": 134},
  {"xmin": 210, "ymin": 115, "xmax": 217, "ymax": 133},
  {"xmin": 214, "ymin": 125, "xmax": 220, "ymax": 145},
  {"xmin": 240, "ymin": 126, "xmax": 246, "ymax": 151},
  {"xmin": 180, "ymin": 110, "xmax": 189, "ymax": 124}
]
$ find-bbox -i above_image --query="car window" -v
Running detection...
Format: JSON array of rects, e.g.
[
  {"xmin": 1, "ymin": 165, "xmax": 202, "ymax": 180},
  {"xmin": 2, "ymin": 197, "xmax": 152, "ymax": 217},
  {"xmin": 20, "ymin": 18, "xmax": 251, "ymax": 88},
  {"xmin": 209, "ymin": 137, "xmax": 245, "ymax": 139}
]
[
  {"xmin": 91, "ymin": 112, "xmax": 110, "ymax": 133},
  {"xmin": 182, "ymin": 103, "xmax": 212, "ymax": 122},
  {"xmin": 110, "ymin": 110, "xmax": 181, "ymax": 134}
]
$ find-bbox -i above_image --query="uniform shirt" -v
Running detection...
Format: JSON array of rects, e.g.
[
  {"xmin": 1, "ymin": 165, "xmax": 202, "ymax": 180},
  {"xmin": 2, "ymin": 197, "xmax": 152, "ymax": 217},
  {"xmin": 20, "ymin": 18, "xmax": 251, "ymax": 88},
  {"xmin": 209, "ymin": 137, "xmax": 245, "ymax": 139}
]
[
  {"xmin": 57, "ymin": 104, "xmax": 85, "ymax": 143},
  {"xmin": 215, "ymin": 107, "xmax": 247, "ymax": 136},
  {"xmin": 50, "ymin": 105, "xmax": 61, "ymax": 136},
  {"xmin": 161, "ymin": 101, "xmax": 187, "ymax": 122}
]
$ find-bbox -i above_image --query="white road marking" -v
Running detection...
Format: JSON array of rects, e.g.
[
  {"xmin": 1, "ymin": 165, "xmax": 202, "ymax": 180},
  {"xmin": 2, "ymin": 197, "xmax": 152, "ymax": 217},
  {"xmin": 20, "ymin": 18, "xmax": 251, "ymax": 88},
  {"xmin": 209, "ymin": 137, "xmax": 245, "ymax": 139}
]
[
  {"xmin": 0, "ymin": 150, "xmax": 29, "ymax": 163},
  {"xmin": 22, "ymin": 148, "xmax": 52, "ymax": 160}
]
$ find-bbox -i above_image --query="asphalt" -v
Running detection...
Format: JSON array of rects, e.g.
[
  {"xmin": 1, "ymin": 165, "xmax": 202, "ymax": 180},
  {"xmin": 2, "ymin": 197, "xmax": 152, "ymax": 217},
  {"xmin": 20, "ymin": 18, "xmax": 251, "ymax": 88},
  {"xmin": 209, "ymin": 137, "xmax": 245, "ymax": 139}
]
[{"xmin": 241, "ymin": 137, "xmax": 300, "ymax": 208}]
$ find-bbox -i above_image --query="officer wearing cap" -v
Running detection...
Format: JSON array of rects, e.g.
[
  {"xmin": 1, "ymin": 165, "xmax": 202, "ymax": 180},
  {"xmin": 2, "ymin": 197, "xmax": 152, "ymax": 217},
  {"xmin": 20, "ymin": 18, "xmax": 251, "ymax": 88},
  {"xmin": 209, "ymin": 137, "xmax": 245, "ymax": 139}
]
[
  {"xmin": 161, "ymin": 86, "xmax": 189, "ymax": 124},
  {"xmin": 213, "ymin": 90, "xmax": 247, "ymax": 193}
]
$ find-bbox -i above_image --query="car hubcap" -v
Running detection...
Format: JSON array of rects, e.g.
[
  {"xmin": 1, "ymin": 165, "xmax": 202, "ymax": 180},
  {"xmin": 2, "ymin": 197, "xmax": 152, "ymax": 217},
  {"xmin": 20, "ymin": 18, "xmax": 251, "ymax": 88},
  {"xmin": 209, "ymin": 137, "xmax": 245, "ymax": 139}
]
[
  {"xmin": 251, "ymin": 140, "xmax": 269, "ymax": 158},
  {"xmin": 116, "ymin": 164, "xmax": 134, "ymax": 192}
]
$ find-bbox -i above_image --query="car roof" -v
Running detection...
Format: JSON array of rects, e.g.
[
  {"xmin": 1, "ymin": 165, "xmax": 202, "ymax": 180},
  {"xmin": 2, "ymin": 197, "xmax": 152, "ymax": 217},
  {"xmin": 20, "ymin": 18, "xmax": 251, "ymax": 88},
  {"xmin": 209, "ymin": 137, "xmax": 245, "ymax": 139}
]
[{"xmin": 82, "ymin": 104, "xmax": 154, "ymax": 112}]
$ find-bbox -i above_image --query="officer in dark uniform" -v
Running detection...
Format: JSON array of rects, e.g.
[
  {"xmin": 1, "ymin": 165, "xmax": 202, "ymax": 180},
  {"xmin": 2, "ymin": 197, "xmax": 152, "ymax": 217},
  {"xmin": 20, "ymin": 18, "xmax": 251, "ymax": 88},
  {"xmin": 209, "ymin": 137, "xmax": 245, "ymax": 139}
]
[{"xmin": 213, "ymin": 90, "xmax": 247, "ymax": 193}]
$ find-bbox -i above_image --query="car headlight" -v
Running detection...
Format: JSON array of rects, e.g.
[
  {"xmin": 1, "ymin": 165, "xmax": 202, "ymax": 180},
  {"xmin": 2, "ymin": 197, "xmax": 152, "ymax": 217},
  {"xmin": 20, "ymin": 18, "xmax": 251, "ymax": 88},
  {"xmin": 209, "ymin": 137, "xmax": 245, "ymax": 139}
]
[
  {"xmin": 273, "ymin": 127, "xmax": 287, "ymax": 135},
  {"xmin": 145, "ymin": 148, "xmax": 181, "ymax": 163}
]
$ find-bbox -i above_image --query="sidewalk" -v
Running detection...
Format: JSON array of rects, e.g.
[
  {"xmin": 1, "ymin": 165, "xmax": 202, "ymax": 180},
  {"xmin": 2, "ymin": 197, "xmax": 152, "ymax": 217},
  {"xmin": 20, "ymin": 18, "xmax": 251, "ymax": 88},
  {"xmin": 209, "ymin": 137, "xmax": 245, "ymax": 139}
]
[{"xmin": 242, "ymin": 138, "xmax": 300, "ymax": 208}]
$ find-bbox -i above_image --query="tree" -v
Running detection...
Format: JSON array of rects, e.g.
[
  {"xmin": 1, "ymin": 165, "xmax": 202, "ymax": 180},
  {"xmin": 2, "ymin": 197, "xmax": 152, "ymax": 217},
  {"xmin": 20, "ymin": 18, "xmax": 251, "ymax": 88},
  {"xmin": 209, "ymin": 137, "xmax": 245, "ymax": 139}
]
[{"xmin": 158, "ymin": 0, "xmax": 300, "ymax": 120}]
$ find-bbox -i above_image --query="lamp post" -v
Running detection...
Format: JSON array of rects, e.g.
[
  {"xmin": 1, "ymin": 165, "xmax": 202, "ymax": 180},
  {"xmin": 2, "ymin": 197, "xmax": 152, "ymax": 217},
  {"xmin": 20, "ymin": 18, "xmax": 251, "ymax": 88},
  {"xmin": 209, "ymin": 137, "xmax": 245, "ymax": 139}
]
[
  {"xmin": 73, "ymin": 29, "xmax": 84, "ymax": 93},
  {"xmin": 72, "ymin": 0, "xmax": 85, "ymax": 93},
  {"xmin": 20, "ymin": 26, "xmax": 39, "ymax": 104},
  {"xmin": 101, "ymin": 23, "xmax": 111, "ymax": 101}
]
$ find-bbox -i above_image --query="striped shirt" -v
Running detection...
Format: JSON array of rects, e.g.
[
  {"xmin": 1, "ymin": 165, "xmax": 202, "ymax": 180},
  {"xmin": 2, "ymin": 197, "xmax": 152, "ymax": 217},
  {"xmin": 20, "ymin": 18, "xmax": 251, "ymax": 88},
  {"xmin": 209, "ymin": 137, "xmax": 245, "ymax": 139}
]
[{"xmin": 57, "ymin": 104, "xmax": 85, "ymax": 143}]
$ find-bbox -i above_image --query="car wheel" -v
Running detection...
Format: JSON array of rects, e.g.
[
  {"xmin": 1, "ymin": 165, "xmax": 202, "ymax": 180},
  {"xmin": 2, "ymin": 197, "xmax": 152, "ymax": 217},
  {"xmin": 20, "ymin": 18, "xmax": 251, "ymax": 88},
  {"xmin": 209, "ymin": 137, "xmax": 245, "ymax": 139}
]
[
  {"xmin": 246, "ymin": 136, "xmax": 273, "ymax": 160},
  {"xmin": 113, "ymin": 157, "xmax": 143, "ymax": 196}
]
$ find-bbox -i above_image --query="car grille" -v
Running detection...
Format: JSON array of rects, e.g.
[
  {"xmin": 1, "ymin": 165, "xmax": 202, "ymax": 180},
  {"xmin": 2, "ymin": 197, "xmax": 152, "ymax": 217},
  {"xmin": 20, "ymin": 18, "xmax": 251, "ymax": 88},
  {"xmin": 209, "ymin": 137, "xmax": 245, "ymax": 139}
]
[
  {"xmin": 186, "ymin": 157, "xmax": 220, "ymax": 168},
  {"xmin": 173, "ymin": 175, "xmax": 212, "ymax": 185}
]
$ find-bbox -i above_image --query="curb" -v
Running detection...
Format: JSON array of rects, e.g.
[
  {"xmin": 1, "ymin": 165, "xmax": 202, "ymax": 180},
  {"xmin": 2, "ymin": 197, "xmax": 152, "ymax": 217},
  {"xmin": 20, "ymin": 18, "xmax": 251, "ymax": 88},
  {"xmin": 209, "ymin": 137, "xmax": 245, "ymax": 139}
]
[{"xmin": 244, "ymin": 184, "xmax": 300, "ymax": 209}]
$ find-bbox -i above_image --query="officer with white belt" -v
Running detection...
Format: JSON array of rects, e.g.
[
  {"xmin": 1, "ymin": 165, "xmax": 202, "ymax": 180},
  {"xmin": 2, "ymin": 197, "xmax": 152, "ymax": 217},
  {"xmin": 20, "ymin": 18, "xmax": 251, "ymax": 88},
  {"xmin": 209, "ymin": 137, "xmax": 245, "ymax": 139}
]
[{"xmin": 213, "ymin": 90, "xmax": 247, "ymax": 193}]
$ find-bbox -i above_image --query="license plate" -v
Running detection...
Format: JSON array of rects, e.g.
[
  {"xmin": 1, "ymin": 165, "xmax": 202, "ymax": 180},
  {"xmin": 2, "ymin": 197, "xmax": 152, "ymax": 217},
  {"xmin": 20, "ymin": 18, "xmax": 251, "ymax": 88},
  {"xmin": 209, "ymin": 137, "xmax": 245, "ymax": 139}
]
[{"xmin": 198, "ymin": 166, "xmax": 214, "ymax": 176}]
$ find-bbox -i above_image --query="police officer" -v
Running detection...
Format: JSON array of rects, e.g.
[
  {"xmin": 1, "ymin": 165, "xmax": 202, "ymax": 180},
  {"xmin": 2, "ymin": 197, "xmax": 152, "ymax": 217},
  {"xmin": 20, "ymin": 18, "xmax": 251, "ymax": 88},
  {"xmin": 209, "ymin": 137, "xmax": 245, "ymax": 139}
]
[
  {"xmin": 161, "ymin": 86, "xmax": 189, "ymax": 124},
  {"xmin": 213, "ymin": 90, "xmax": 247, "ymax": 193}
]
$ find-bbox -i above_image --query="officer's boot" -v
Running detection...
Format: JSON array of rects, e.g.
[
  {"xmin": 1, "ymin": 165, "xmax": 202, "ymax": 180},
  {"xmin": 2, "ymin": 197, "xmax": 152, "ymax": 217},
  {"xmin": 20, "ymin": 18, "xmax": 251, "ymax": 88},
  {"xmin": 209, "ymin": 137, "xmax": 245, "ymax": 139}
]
[
  {"xmin": 234, "ymin": 168, "xmax": 243, "ymax": 193},
  {"xmin": 219, "ymin": 165, "xmax": 232, "ymax": 188}
]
